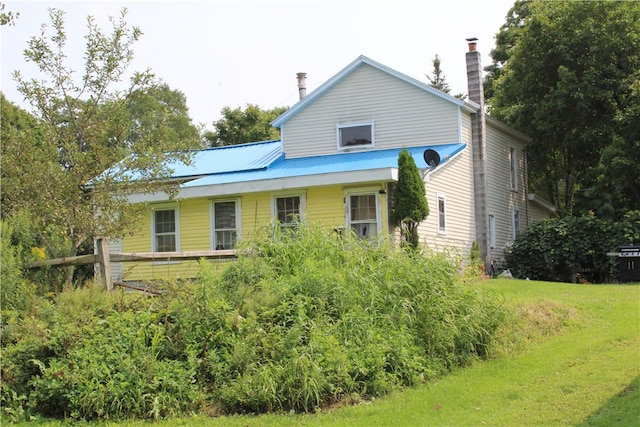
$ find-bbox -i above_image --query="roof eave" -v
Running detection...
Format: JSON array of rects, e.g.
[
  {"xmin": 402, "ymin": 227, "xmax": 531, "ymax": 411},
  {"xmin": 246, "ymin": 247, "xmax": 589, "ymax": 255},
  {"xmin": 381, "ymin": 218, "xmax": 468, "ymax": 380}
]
[{"xmin": 528, "ymin": 193, "xmax": 557, "ymax": 213}]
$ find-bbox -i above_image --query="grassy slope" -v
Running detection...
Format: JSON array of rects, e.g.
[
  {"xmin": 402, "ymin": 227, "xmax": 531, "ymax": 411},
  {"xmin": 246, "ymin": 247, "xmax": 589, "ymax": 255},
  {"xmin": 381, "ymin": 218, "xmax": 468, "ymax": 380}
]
[{"xmin": 26, "ymin": 280, "xmax": 640, "ymax": 427}]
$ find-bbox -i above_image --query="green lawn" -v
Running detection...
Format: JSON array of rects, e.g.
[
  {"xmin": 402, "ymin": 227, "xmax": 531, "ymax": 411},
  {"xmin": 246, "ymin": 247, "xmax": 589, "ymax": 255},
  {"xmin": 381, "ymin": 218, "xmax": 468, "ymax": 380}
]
[{"xmin": 22, "ymin": 279, "xmax": 640, "ymax": 426}]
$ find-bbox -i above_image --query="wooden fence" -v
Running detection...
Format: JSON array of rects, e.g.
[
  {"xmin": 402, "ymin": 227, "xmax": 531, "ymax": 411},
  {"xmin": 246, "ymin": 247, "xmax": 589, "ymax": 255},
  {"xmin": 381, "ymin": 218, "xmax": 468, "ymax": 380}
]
[{"xmin": 27, "ymin": 238, "xmax": 238, "ymax": 291}]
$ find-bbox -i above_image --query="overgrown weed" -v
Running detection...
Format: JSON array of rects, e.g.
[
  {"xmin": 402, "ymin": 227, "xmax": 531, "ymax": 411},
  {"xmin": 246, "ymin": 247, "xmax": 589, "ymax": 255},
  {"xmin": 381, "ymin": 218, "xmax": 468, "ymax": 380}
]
[{"xmin": 1, "ymin": 223, "xmax": 508, "ymax": 421}]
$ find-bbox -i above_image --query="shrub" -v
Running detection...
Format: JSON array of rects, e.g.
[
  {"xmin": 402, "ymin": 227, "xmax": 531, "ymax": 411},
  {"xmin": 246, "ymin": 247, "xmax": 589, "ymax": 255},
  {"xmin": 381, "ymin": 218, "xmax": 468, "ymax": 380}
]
[
  {"xmin": 504, "ymin": 211, "xmax": 640, "ymax": 282},
  {"xmin": 1, "ymin": 286, "xmax": 203, "ymax": 422}
]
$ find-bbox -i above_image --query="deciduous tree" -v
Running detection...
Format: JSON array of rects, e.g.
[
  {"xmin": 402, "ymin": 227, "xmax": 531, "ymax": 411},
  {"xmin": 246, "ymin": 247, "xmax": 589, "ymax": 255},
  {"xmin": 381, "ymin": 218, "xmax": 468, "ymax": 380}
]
[
  {"xmin": 6, "ymin": 8, "xmax": 200, "ymax": 286},
  {"xmin": 208, "ymin": 104, "xmax": 287, "ymax": 146},
  {"xmin": 486, "ymin": 0, "xmax": 640, "ymax": 218}
]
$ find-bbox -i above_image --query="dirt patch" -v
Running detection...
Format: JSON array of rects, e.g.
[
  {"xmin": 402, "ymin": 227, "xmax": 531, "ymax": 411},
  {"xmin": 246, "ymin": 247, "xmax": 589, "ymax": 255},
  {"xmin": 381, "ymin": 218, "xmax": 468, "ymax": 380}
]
[{"xmin": 491, "ymin": 300, "xmax": 579, "ymax": 357}]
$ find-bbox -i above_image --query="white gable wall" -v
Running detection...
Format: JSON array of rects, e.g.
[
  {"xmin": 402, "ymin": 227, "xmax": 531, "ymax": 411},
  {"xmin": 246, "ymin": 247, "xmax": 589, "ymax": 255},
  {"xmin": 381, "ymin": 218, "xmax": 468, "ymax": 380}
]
[
  {"xmin": 282, "ymin": 64, "xmax": 461, "ymax": 159},
  {"xmin": 417, "ymin": 146, "xmax": 476, "ymax": 257}
]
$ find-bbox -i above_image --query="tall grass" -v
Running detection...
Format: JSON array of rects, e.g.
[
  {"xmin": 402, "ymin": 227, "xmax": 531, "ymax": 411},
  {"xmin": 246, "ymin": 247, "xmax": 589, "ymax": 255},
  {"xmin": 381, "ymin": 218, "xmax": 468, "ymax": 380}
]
[
  {"xmin": 1, "ymin": 223, "xmax": 506, "ymax": 422},
  {"xmin": 193, "ymin": 224, "xmax": 506, "ymax": 414}
]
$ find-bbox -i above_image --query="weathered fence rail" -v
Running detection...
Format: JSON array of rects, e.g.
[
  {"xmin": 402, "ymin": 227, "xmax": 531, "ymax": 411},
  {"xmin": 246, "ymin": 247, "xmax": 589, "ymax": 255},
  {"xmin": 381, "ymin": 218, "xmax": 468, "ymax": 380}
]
[{"xmin": 27, "ymin": 238, "xmax": 238, "ymax": 291}]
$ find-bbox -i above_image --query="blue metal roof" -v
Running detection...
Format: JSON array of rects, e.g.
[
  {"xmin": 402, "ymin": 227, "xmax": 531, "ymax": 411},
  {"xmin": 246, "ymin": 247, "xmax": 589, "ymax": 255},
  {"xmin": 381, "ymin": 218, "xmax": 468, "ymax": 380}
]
[
  {"xmin": 182, "ymin": 143, "xmax": 466, "ymax": 188},
  {"xmin": 167, "ymin": 140, "xmax": 282, "ymax": 178}
]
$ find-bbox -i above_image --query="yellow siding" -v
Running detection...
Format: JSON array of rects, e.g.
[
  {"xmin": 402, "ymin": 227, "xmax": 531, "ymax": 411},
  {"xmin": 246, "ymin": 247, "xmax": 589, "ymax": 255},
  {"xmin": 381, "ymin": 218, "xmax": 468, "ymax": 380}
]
[
  {"xmin": 307, "ymin": 186, "xmax": 345, "ymax": 227},
  {"xmin": 240, "ymin": 192, "xmax": 272, "ymax": 240},
  {"xmin": 121, "ymin": 185, "xmax": 392, "ymax": 281},
  {"xmin": 180, "ymin": 198, "xmax": 210, "ymax": 251},
  {"xmin": 121, "ymin": 199, "xmax": 210, "ymax": 282}
]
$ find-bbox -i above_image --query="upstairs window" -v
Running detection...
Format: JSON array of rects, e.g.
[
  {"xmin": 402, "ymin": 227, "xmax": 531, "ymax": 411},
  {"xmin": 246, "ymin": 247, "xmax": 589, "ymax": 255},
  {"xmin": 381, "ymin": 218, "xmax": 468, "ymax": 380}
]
[
  {"xmin": 153, "ymin": 209, "xmax": 177, "ymax": 252},
  {"xmin": 509, "ymin": 147, "xmax": 519, "ymax": 191},
  {"xmin": 337, "ymin": 123, "xmax": 374, "ymax": 150}
]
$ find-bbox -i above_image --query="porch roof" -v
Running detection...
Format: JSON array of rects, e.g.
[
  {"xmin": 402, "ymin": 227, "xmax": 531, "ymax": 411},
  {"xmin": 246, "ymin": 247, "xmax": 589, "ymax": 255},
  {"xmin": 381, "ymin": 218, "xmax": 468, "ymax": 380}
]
[{"xmin": 181, "ymin": 142, "xmax": 466, "ymax": 188}]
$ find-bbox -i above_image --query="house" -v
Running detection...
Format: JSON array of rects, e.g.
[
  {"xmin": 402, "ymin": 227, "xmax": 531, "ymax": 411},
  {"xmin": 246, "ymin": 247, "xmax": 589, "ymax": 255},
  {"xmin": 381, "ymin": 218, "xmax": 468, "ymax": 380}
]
[{"xmin": 112, "ymin": 39, "xmax": 555, "ymax": 283}]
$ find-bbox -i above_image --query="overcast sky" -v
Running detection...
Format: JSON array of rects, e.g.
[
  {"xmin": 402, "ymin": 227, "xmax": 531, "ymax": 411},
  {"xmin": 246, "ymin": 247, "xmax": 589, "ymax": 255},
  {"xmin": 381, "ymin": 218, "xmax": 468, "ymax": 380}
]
[{"xmin": 1, "ymin": 0, "xmax": 515, "ymax": 129}]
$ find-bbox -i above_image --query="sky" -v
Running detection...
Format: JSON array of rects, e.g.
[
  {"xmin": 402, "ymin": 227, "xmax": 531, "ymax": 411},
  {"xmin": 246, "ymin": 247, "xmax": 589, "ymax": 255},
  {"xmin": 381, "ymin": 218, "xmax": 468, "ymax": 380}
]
[{"xmin": 1, "ymin": 0, "xmax": 515, "ymax": 129}]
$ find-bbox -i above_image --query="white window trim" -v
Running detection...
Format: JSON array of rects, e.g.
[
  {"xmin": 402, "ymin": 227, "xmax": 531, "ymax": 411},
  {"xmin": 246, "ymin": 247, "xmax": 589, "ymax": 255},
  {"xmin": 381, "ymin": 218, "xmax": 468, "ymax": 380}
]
[
  {"xmin": 210, "ymin": 199, "xmax": 241, "ymax": 250},
  {"xmin": 512, "ymin": 207, "xmax": 521, "ymax": 240},
  {"xmin": 272, "ymin": 192, "xmax": 307, "ymax": 226},
  {"xmin": 344, "ymin": 188, "xmax": 382, "ymax": 240},
  {"xmin": 150, "ymin": 204, "xmax": 180, "ymax": 264},
  {"xmin": 437, "ymin": 192, "xmax": 447, "ymax": 234},
  {"xmin": 509, "ymin": 146, "xmax": 519, "ymax": 192},
  {"xmin": 489, "ymin": 214, "xmax": 496, "ymax": 249},
  {"xmin": 336, "ymin": 122, "xmax": 375, "ymax": 151}
]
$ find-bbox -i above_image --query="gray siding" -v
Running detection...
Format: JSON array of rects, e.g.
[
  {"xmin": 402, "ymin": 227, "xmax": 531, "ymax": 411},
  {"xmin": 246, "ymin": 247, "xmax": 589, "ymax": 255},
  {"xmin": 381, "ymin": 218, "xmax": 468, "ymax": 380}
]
[
  {"xmin": 485, "ymin": 122, "xmax": 528, "ymax": 262},
  {"xmin": 282, "ymin": 64, "xmax": 461, "ymax": 159}
]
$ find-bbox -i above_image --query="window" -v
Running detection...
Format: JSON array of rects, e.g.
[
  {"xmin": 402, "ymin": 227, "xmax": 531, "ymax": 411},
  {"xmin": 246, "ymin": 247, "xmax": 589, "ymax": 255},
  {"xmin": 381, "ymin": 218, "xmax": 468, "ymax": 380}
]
[
  {"xmin": 437, "ymin": 193, "xmax": 446, "ymax": 233},
  {"xmin": 153, "ymin": 208, "xmax": 177, "ymax": 252},
  {"xmin": 489, "ymin": 214, "xmax": 497, "ymax": 248},
  {"xmin": 212, "ymin": 200, "xmax": 239, "ymax": 250},
  {"xmin": 274, "ymin": 195, "xmax": 303, "ymax": 228},
  {"xmin": 348, "ymin": 194, "xmax": 379, "ymax": 240},
  {"xmin": 509, "ymin": 147, "xmax": 519, "ymax": 191},
  {"xmin": 337, "ymin": 123, "xmax": 373, "ymax": 150},
  {"xmin": 512, "ymin": 208, "xmax": 521, "ymax": 239}
]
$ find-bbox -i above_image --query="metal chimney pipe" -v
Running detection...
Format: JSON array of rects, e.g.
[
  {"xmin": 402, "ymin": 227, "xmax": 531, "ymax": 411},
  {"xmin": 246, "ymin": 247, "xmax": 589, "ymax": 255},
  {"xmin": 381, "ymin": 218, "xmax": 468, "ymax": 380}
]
[{"xmin": 296, "ymin": 72, "xmax": 307, "ymax": 100}]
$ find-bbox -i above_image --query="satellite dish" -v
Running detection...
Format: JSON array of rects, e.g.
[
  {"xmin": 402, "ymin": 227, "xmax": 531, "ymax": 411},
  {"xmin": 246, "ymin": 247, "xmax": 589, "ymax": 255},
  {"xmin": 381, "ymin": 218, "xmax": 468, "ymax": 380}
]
[{"xmin": 423, "ymin": 149, "xmax": 441, "ymax": 168}]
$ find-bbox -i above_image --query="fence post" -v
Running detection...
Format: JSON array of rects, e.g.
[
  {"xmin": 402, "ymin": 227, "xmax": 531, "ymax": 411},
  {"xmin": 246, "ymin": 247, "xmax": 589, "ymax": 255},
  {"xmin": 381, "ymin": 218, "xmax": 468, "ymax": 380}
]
[{"xmin": 96, "ymin": 238, "xmax": 113, "ymax": 291}]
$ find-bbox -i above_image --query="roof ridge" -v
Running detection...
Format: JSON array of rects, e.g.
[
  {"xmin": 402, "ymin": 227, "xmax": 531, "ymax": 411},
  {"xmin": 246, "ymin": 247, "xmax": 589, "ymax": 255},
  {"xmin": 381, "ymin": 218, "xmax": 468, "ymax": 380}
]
[{"xmin": 198, "ymin": 139, "xmax": 281, "ymax": 153}]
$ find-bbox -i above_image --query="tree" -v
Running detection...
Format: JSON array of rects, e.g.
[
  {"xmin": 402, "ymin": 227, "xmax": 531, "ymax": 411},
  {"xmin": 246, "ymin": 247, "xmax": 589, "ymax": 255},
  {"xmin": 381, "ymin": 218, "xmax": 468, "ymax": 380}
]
[
  {"xmin": 483, "ymin": 0, "xmax": 533, "ymax": 102},
  {"xmin": 0, "ymin": 2, "xmax": 19, "ymax": 26},
  {"xmin": 391, "ymin": 148, "xmax": 429, "ymax": 249},
  {"xmin": 426, "ymin": 54, "xmax": 466, "ymax": 100},
  {"xmin": 427, "ymin": 55, "xmax": 451, "ymax": 93},
  {"xmin": 208, "ymin": 104, "xmax": 288, "ymax": 147},
  {"xmin": 125, "ymin": 83, "xmax": 201, "ymax": 148},
  {"xmin": 6, "ymin": 8, "xmax": 201, "ymax": 286},
  {"xmin": 487, "ymin": 0, "xmax": 640, "ymax": 218}
]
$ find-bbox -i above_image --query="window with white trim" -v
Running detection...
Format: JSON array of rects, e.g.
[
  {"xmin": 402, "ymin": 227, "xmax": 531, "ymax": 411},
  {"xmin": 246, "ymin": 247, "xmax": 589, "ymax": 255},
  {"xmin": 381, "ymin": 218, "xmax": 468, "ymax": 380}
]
[
  {"xmin": 274, "ymin": 195, "xmax": 304, "ymax": 228},
  {"xmin": 512, "ymin": 208, "xmax": 521, "ymax": 239},
  {"xmin": 489, "ymin": 214, "xmax": 496, "ymax": 249},
  {"xmin": 153, "ymin": 208, "xmax": 178, "ymax": 252},
  {"xmin": 437, "ymin": 193, "xmax": 446, "ymax": 233},
  {"xmin": 337, "ymin": 123, "xmax": 373, "ymax": 150},
  {"xmin": 212, "ymin": 200, "xmax": 239, "ymax": 250},
  {"xmin": 348, "ymin": 193, "xmax": 379, "ymax": 240},
  {"xmin": 509, "ymin": 147, "xmax": 519, "ymax": 191}
]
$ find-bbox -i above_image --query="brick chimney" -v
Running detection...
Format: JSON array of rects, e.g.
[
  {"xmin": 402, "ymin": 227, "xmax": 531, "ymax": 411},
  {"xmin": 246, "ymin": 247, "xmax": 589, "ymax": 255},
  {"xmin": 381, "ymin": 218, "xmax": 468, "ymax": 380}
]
[
  {"xmin": 465, "ymin": 37, "xmax": 490, "ymax": 268},
  {"xmin": 296, "ymin": 72, "xmax": 307, "ymax": 100}
]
